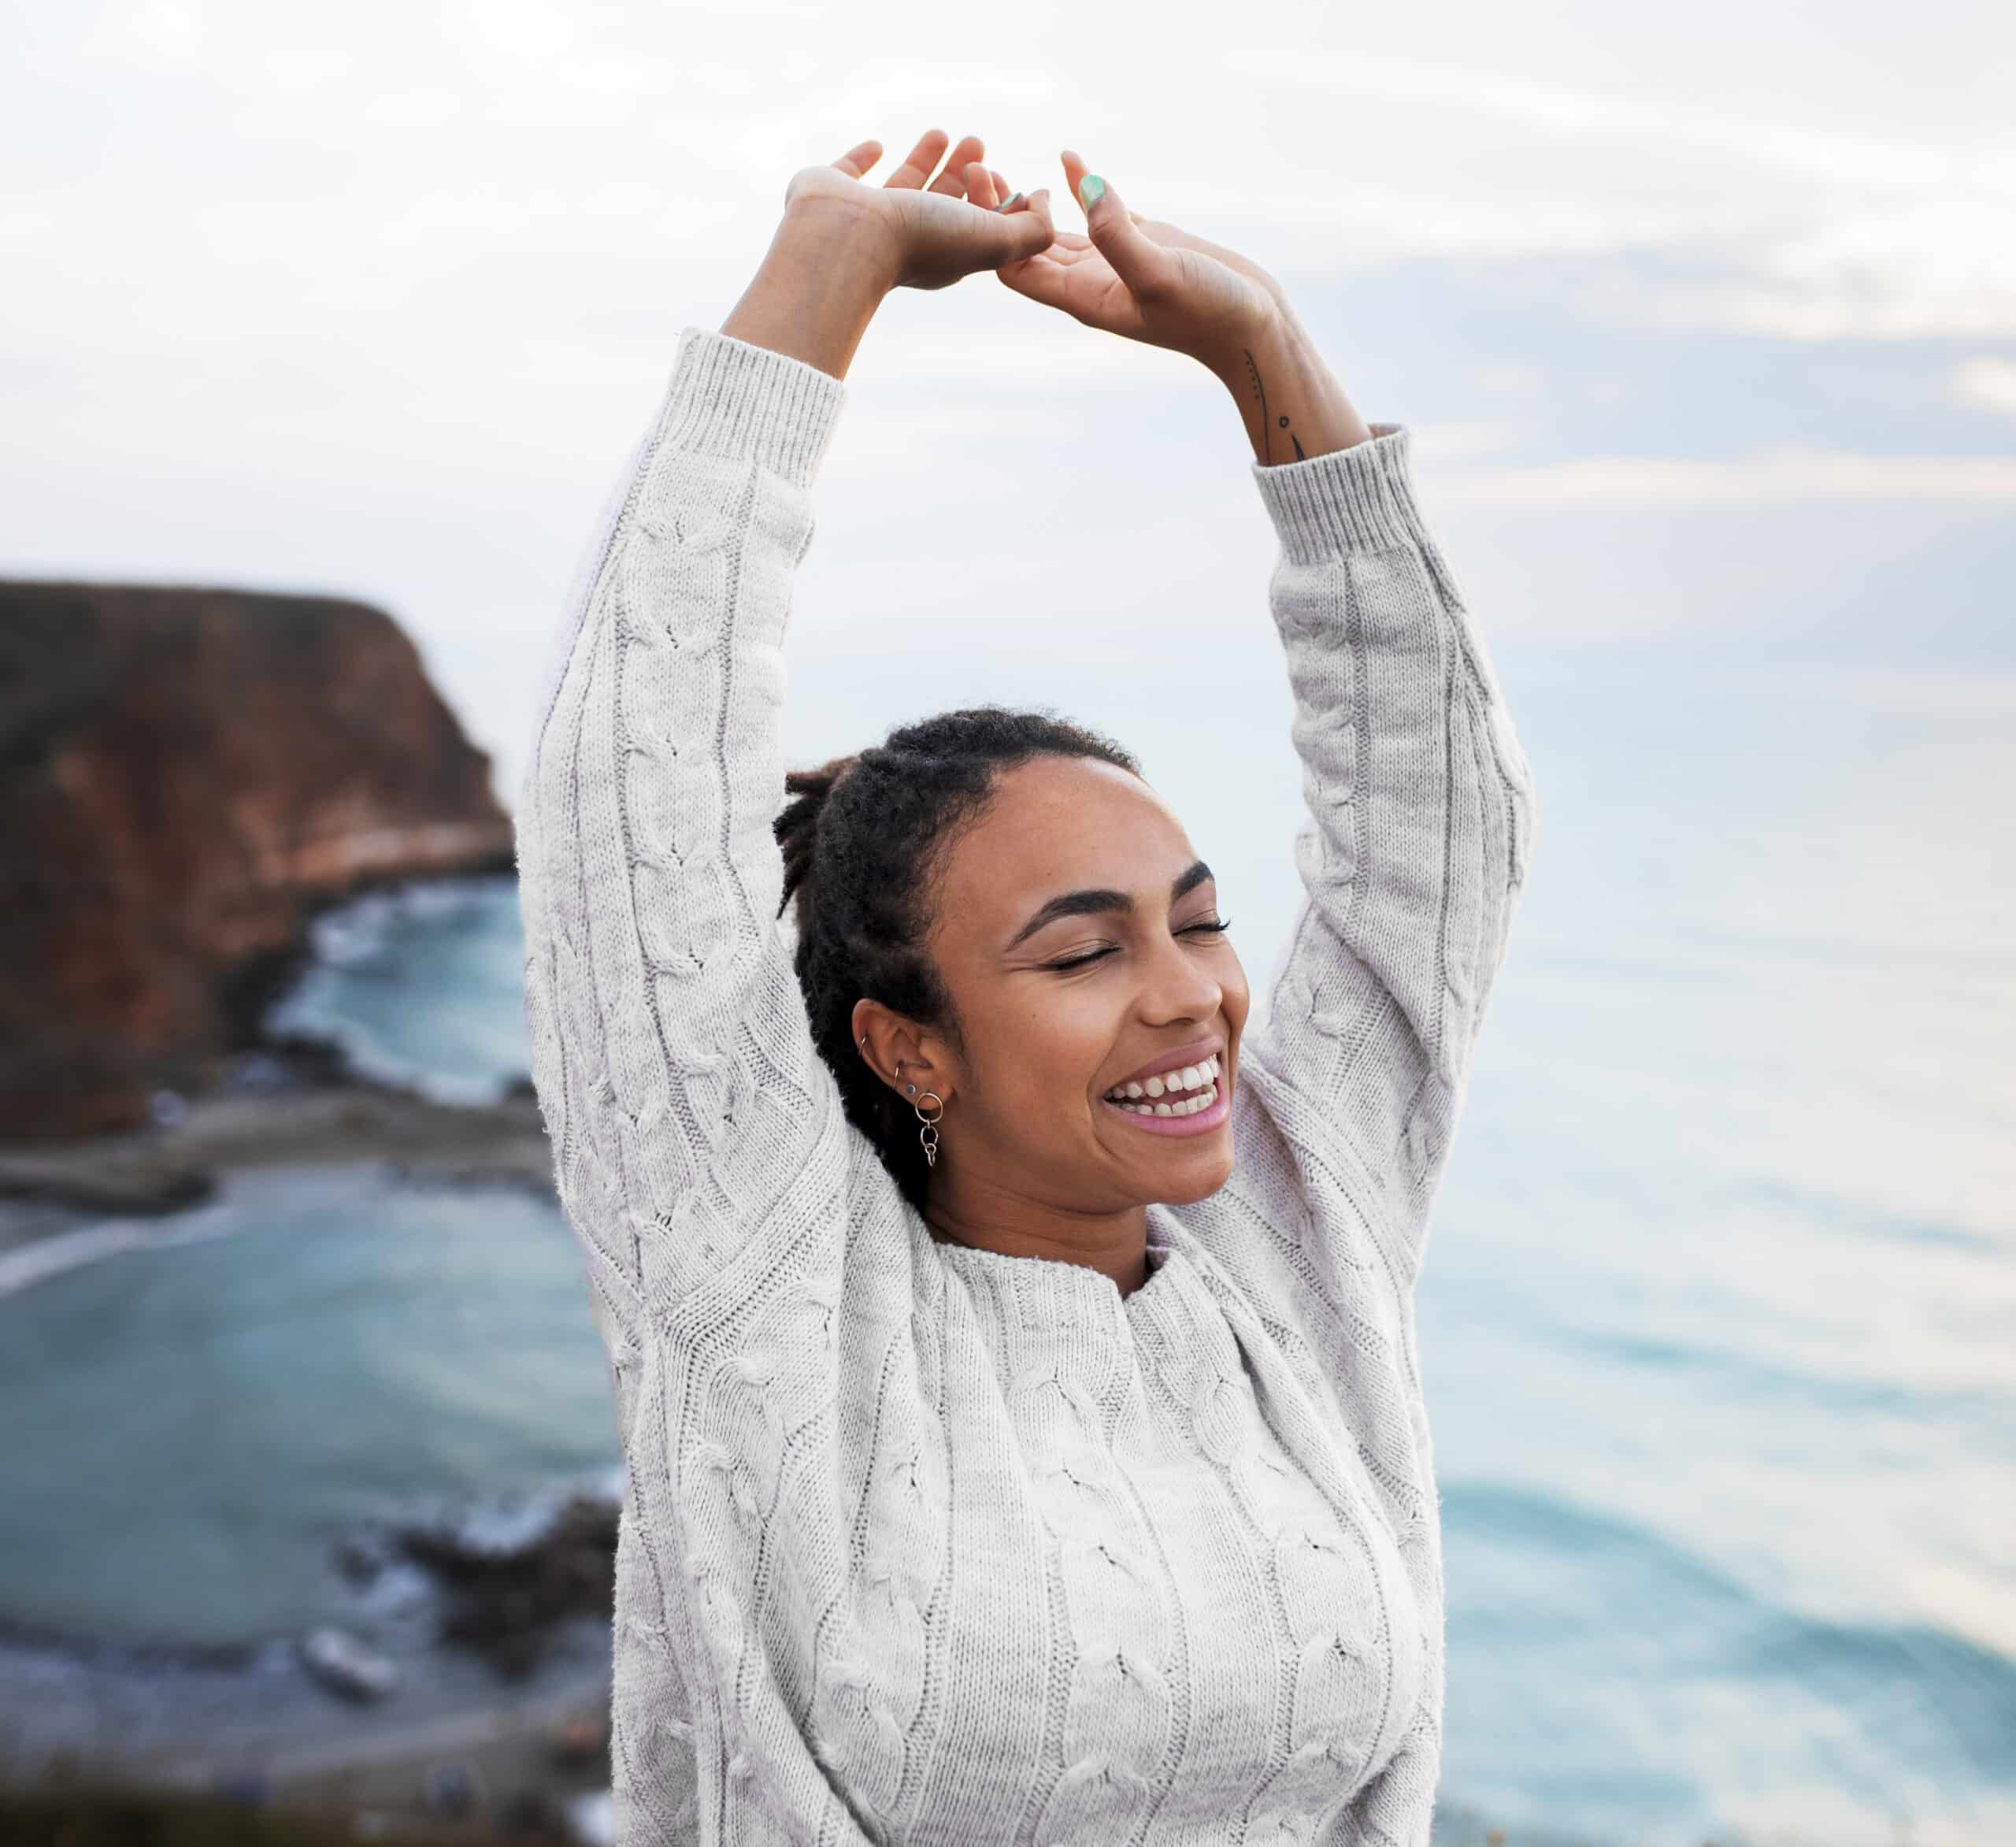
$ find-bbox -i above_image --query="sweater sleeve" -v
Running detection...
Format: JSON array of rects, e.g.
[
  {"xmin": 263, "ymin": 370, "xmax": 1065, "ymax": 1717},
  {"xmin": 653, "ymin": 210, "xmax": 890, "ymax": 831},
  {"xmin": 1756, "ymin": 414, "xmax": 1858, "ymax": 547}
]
[
  {"xmin": 1238, "ymin": 421, "xmax": 1537, "ymax": 1289},
  {"xmin": 515, "ymin": 326, "xmax": 851, "ymax": 1337}
]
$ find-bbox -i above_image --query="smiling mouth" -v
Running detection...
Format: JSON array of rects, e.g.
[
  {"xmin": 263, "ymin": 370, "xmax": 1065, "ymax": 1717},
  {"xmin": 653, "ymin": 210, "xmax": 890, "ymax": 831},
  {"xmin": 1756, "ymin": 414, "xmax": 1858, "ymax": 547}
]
[{"xmin": 1099, "ymin": 1055, "xmax": 1230, "ymax": 1138}]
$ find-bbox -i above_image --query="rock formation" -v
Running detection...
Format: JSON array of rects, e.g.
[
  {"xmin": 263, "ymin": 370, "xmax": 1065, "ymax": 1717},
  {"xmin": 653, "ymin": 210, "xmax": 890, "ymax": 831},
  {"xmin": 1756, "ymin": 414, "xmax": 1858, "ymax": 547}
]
[{"xmin": 0, "ymin": 581, "xmax": 515, "ymax": 1137}]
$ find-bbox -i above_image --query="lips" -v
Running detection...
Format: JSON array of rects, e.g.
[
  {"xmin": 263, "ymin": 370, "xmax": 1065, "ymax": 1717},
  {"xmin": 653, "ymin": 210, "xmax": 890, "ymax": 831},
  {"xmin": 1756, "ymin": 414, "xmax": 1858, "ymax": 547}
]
[
  {"xmin": 1098, "ymin": 1061, "xmax": 1232, "ymax": 1137},
  {"xmin": 1102, "ymin": 1038, "xmax": 1225, "ymax": 1099},
  {"xmin": 1097, "ymin": 1037, "xmax": 1232, "ymax": 1137}
]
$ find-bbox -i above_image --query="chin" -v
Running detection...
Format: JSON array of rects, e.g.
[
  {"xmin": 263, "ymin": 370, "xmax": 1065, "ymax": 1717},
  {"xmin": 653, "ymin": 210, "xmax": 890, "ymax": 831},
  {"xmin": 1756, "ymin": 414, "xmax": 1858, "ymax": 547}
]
[{"xmin": 1150, "ymin": 1136, "xmax": 1237, "ymax": 1207}]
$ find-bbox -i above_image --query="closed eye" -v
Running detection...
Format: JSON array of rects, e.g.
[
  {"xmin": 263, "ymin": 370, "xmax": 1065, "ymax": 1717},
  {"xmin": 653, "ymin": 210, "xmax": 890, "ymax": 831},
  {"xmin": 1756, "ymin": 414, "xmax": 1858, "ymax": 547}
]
[{"xmin": 1043, "ymin": 916, "xmax": 1233, "ymax": 974}]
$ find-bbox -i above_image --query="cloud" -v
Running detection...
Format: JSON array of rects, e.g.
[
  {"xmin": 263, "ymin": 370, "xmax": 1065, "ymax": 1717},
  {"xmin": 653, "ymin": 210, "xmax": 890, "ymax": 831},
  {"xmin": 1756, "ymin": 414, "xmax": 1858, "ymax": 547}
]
[
  {"xmin": 1952, "ymin": 356, "xmax": 2016, "ymax": 416},
  {"xmin": 1435, "ymin": 447, "xmax": 2016, "ymax": 510}
]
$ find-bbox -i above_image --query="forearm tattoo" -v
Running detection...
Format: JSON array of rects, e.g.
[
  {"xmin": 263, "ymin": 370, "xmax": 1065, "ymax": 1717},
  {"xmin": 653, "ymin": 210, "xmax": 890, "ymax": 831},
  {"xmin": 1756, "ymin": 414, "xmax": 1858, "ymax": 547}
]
[{"xmin": 1239, "ymin": 348, "xmax": 1306, "ymax": 463}]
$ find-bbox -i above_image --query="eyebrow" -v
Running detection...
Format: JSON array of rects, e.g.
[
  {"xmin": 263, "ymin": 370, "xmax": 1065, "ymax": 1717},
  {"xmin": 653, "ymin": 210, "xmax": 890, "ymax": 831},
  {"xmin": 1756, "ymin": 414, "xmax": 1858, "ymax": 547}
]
[{"xmin": 1005, "ymin": 859, "xmax": 1214, "ymax": 951}]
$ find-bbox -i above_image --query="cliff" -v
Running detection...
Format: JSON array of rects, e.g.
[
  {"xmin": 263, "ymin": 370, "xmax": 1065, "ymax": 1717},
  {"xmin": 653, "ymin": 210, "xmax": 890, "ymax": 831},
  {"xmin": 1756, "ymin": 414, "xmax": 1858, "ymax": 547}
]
[{"xmin": 0, "ymin": 581, "xmax": 515, "ymax": 1137}]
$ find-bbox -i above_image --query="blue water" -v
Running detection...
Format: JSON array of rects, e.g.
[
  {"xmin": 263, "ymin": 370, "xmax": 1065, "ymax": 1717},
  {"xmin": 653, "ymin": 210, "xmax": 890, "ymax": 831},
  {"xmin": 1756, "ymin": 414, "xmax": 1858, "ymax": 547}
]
[
  {"xmin": 264, "ymin": 877, "xmax": 531, "ymax": 1103},
  {"xmin": 3, "ymin": 643, "xmax": 2010, "ymax": 1843},
  {"xmin": 0, "ymin": 1170, "xmax": 617, "ymax": 1643}
]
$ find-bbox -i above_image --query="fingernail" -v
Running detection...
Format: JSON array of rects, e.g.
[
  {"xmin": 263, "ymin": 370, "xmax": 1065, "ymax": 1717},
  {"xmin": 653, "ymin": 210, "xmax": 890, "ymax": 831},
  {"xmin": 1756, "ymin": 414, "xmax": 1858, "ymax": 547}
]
[
  {"xmin": 1077, "ymin": 173, "xmax": 1105, "ymax": 209},
  {"xmin": 996, "ymin": 191, "xmax": 1024, "ymax": 211}
]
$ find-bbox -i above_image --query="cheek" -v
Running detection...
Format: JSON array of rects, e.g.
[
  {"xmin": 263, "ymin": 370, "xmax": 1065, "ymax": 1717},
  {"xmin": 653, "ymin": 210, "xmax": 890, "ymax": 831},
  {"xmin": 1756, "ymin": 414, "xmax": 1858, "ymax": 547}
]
[{"xmin": 991, "ymin": 983, "xmax": 1120, "ymax": 1117}]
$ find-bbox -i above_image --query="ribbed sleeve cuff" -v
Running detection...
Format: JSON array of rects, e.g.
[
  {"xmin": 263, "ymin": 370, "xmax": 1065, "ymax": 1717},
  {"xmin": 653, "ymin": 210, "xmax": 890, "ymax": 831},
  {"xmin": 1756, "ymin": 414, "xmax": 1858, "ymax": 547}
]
[
  {"xmin": 1250, "ymin": 421, "xmax": 1427, "ymax": 564},
  {"xmin": 654, "ymin": 326, "xmax": 850, "ymax": 489}
]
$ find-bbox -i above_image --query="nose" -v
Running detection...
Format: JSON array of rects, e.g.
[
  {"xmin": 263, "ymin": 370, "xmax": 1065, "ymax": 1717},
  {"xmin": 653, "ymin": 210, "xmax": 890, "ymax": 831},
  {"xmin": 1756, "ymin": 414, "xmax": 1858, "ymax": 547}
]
[{"xmin": 1136, "ymin": 925, "xmax": 1223, "ymax": 1028}]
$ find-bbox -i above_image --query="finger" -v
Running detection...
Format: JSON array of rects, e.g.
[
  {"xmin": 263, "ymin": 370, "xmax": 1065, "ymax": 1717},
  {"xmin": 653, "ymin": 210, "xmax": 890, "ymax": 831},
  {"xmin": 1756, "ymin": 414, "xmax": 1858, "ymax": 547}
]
[
  {"xmin": 926, "ymin": 132, "xmax": 985, "ymax": 196},
  {"xmin": 985, "ymin": 187, "xmax": 1055, "ymax": 263},
  {"xmin": 884, "ymin": 128, "xmax": 950, "ymax": 190},
  {"xmin": 967, "ymin": 162, "xmax": 1001, "ymax": 210},
  {"xmin": 830, "ymin": 139, "xmax": 882, "ymax": 180},
  {"xmin": 1060, "ymin": 153, "xmax": 1175, "ymax": 302},
  {"xmin": 987, "ymin": 166, "xmax": 1028, "ymax": 211}
]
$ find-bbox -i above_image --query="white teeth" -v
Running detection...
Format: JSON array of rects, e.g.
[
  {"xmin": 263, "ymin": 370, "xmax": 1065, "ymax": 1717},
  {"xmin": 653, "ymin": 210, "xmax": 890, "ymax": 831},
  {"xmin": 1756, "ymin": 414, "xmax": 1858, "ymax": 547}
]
[
  {"xmin": 1104, "ymin": 1056, "xmax": 1225, "ymax": 1107},
  {"xmin": 1106, "ymin": 1080, "xmax": 1221, "ymax": 1119},
  {"xmin": 1104, "ymin": 1056, "xmax": 1225, "ymax": 1104}
]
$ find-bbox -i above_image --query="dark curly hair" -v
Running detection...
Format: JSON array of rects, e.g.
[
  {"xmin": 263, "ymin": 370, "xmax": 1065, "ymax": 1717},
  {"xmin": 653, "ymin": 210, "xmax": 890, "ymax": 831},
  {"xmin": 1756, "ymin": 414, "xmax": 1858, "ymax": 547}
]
[{"xmin": 774, "ymin": 704, "xmax": 1140, "ymax": 1208}]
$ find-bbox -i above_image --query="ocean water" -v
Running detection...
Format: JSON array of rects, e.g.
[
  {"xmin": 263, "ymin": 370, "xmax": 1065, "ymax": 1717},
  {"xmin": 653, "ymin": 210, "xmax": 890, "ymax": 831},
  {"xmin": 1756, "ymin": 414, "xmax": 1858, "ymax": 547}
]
[
  {"xmin": 0, "ymin": 1169, "xmax": 617, "ymax": 1645},
  {"xmin": 1, "ymin": 643, "xmax": 2010, "ymax": 1843},
  {"xmin": 264, "ymin": 876, "xmax": 531, "ymax": 1103}
]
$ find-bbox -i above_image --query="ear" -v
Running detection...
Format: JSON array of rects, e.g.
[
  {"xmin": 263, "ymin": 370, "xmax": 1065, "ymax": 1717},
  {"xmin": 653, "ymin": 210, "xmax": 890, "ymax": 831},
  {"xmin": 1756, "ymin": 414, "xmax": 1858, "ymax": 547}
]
[{"xmin": 851, "ymin": 997, "xmax": 956, "ymax": 1103}]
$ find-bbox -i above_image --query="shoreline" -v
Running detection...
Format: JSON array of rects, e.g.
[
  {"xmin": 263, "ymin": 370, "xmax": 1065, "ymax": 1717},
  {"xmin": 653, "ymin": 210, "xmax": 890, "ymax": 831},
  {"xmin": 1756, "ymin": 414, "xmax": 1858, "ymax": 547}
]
[
  {"xmin": 0, "ymin": 1036, "xmax": 613, "ymax": 1823},
  {"xmin": 0, "ymin": 1051, "xmax": 554, "ymax": 1226}
]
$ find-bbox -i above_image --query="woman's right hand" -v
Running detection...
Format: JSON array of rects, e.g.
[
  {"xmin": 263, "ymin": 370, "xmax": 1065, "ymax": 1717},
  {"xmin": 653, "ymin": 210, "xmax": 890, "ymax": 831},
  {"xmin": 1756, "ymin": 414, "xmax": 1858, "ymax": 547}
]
[{"xmin": 783, "ymin": 130, "xmax": 1056, "ymax": 293}]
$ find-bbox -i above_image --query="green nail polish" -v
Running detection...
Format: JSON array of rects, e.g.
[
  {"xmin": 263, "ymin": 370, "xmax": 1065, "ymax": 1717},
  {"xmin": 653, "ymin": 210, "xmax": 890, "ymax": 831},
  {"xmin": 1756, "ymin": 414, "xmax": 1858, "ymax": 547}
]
[
  {"xmin": 1077, "ymin": 173, "xmax": 1105, "ymax": 209},
  {"xmin": 997, "ymin": 191, "xmax": 1024, "ymax": 211}
]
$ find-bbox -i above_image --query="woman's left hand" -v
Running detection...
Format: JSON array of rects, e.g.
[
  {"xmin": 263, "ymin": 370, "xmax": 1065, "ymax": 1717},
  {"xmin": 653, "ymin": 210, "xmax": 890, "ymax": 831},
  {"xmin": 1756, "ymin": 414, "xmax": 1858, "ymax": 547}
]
[{"xmin": 995, "ymin": 150, "xmax": 1287, "ymax": 368}]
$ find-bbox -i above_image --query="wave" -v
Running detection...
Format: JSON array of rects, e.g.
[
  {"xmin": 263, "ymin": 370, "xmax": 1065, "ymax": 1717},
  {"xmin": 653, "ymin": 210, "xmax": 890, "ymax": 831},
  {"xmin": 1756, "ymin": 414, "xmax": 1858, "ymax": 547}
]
[
  {"xmin": 1441, "ymin": 1477, "xmax": 2016, "ymax": 1772},
  {"xmin": 263, "ymin": 873, "xmax": 529, "ymax": 1107},
  {"xmin": 1550, "ymin": 1322, "xmax": 2008, "ymax": 1425},
  {"xmin": 0, "ymin": 1210, "xmax": 242, "ymax": 1301},
  {"xmin": 1731, "ymin": 1176, "xmax": 2008, "ymax": 1257},
  {"xmin": 264, "ymin": 1004, "xmax": 521, "ymax": 1109},
  {"xmin": 0, "ymin": 1166, "xmax": 551, "ymax": 1302}
]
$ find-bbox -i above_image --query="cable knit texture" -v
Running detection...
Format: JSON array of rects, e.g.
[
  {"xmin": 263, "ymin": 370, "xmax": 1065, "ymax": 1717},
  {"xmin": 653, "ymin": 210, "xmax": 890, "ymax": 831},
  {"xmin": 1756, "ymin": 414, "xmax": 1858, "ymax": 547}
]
[{"xmin": 517, "ymin": 326, "xmax": 1536, "ymax": 1845}]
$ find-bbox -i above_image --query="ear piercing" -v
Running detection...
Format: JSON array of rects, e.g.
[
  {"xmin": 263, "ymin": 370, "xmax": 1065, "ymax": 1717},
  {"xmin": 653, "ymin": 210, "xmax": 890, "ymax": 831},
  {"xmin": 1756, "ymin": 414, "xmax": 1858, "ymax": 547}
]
[
  {"xmin": 912, "ymin": 1090, "xmax": 944, "ymax": 1168},
  {"xmin": 875, "ymin": 1045, "xmax": 939, "ymax": 1161}
]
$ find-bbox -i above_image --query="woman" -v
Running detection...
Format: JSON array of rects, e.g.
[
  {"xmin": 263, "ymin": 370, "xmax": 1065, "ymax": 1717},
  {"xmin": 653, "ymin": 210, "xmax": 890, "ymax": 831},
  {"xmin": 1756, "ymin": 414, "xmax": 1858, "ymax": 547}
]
[{"xmin": 517, "ymin": 127, "xmax": 1535, "ymax": 1846}]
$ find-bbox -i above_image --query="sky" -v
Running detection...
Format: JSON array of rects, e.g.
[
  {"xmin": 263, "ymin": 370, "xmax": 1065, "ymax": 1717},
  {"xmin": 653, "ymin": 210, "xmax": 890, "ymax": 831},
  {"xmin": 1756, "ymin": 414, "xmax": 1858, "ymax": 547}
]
[{"xmin": 4, "ymin": 0, "xmax": 2013, "ymax": 800}]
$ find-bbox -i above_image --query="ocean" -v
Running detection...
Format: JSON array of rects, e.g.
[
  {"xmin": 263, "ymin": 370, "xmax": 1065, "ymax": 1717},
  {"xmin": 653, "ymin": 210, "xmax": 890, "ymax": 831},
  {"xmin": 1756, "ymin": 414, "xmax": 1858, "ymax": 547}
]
[{"xmin": 1, "ymin": 636, "xmax": 2010, "ymax": 1845}]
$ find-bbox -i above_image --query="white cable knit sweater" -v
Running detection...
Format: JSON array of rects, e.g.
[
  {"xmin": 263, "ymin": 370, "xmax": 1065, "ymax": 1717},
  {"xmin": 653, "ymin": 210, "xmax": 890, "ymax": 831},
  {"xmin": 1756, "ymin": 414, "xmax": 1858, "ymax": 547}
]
[{"xmin": 516, "ymin": 326, "xmax": 1536, "ymax": 1846}]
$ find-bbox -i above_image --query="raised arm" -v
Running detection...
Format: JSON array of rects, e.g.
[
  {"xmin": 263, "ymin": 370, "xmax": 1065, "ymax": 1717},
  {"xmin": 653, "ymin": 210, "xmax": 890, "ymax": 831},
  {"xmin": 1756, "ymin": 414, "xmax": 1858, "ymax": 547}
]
[
  {"xmin": 517, "ymin": 134, "xmax": 1058, "ymax": 1341},
  {"xmin": 1222, "ymin": 302, "xmax": 1536, "ymax": 1286},
  {"xmin": 1000, "ymin": 158, "xmax": 1536, "ymax": 1290}
]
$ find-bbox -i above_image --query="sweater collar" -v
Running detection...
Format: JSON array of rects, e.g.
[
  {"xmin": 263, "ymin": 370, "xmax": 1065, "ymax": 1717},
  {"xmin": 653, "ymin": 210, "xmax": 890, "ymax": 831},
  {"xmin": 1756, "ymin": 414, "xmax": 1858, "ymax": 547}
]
[{"xmin": 930, "ymin": 1211, "xmax": 1184, "ymax": 1379}]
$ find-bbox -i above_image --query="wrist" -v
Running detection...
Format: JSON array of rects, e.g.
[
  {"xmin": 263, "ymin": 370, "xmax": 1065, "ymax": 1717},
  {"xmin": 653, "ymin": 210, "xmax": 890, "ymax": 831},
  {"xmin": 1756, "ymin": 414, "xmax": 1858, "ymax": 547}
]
[
  {"xmin": 774, "ymin": 199, "xmax": 903, "ymax": 293},
  {"xmin": 721, "ymin": 208, "xmax": 897, "ymax": 381},
  {"xmin": 1195, "ymin": 295, "xmax": 1299, "ymax": 388},
  {"xmin": 1206, "ymin": 306, "xmax": 1377, "ymax": 465}
]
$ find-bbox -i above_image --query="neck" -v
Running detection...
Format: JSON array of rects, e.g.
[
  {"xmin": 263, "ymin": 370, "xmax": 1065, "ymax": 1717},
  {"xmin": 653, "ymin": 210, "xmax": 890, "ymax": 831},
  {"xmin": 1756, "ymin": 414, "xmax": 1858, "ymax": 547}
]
[{"xmin": 924, "ymin": 1166, "xmax": 1151, "ymax": 1297}]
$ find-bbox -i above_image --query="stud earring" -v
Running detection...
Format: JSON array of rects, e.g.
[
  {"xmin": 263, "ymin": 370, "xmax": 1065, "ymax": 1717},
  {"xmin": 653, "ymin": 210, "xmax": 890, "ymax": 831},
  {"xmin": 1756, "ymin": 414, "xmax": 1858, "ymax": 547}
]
[{"xmin": 912, "ymin": 1090, "xmax": 944, "ymax": 1168}]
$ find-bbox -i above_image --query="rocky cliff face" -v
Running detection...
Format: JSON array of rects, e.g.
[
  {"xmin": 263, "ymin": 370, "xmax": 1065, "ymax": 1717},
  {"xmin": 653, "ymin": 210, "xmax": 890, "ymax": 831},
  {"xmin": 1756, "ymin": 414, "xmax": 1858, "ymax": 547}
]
[{"xmin": 0, "ymin": 581, "xmax": 516, "ymax": 1137}]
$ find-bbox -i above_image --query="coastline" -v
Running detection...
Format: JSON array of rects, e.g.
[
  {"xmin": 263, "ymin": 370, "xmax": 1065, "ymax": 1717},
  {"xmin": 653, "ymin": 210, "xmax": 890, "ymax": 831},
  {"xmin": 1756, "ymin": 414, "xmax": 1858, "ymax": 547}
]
[
  {"xmin": 0, "ymin": 1052, "xmax": 554, "ymax": 1228},
  {"xmin": 0, "ymin": 1031, "xmax": 617, "ymax": 1826}
]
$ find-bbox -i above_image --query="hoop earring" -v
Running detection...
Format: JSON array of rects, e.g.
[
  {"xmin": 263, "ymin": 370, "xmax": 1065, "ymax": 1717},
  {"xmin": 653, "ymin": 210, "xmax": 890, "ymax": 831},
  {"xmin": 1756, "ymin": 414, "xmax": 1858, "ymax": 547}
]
[{"xmin": 913, "ymin": 1091, "xmax": 944, "ymax": 1169}]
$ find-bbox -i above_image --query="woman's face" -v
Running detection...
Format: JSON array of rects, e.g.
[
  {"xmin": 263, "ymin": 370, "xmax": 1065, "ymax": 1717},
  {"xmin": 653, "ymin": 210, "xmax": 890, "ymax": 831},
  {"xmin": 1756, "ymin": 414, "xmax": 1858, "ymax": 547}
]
[{"xmin": 920, "ymin": 753, "xmax": 1250, "ymax": 1212}]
